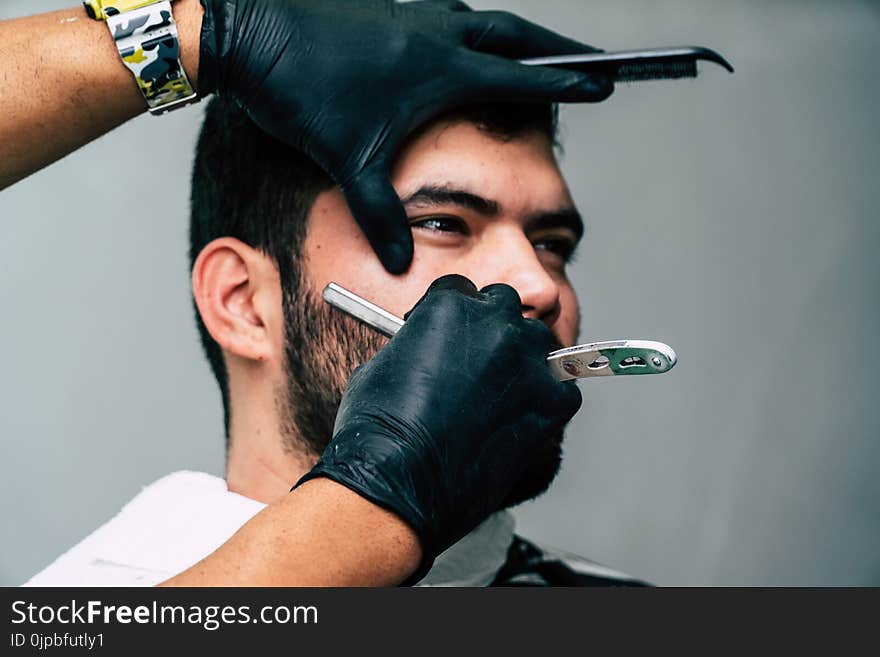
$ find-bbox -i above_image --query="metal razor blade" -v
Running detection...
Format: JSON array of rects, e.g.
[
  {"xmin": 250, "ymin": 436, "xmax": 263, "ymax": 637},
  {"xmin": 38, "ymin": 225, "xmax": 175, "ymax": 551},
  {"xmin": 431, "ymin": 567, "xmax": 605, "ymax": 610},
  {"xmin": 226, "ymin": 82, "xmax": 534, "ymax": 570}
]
[{"xmin": 322, "ymin": 283, "xmax": 677, "ymax": 381}]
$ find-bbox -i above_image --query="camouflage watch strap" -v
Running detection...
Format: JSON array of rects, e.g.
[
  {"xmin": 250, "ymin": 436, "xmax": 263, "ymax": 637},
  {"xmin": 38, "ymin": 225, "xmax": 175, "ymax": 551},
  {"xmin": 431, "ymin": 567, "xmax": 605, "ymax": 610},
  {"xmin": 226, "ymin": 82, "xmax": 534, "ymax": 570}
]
[
  {"xmin": 92, "ymin": 0, "xmax": 199, "ymax": 115},
  {"xmin": 83, "ymin": 1, "xmax": 166, "ymax": 21}
]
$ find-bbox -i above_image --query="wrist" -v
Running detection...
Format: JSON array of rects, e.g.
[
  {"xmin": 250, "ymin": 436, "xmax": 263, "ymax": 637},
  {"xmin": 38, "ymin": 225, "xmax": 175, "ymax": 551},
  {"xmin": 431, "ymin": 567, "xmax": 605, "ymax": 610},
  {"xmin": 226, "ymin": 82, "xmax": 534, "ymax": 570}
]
[
  {"xmin": 87, "ymin": 0, "xmax": 204, "ymax": 114},
  {"xmin": 293, "ymin": 478, "xmax": 423, "ymax": 585},
  {"xmin": 295, "ymin": 445, "xmax": 440, "ymax": 585}
]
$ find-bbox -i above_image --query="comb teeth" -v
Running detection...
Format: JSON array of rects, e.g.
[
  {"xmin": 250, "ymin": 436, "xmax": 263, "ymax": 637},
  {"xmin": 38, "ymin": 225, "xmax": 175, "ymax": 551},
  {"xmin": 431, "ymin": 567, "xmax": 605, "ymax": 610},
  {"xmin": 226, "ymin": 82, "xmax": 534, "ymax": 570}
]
[{"xmin": 614, "ymin": 60, "xmax": 698, "ymax": 83}]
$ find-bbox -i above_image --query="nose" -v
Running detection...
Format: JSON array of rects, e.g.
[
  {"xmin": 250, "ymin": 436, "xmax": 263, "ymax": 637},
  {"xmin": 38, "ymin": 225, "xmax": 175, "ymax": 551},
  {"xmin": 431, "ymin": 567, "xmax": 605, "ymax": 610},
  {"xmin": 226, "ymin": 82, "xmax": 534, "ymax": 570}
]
[{"xmin": 478, "ymin": 230, "xmax": 561, "ymax": 326}]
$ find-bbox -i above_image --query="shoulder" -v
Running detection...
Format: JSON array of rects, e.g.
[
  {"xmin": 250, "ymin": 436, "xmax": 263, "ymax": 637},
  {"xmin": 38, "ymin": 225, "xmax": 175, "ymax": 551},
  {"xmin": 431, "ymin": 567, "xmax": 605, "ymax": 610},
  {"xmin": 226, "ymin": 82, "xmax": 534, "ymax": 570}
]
[
  {"xmin": 491, "ymin": 535, "xmax": 651, "ymax": 587},
  {"xmin": 23, "ymin": 471, "xmax": 266, "ymax": 587}
]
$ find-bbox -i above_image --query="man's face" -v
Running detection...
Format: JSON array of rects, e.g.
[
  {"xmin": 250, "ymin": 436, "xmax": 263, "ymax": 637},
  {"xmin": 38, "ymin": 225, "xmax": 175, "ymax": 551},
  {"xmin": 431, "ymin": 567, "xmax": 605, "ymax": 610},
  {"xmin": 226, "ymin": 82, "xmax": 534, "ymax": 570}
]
[
  {"xmin": 277, "ymin": 118, "xmax": 583, "ymax": 504},
  {"xmin": 306, "ymin": 120, "xmax": 581, "ymax": 344}
]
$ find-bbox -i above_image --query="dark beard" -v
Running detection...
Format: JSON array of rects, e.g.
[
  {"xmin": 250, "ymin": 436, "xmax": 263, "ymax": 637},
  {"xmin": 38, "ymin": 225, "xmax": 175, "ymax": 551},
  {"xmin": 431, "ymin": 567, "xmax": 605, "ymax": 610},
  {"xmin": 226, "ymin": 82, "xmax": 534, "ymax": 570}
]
[
  {"xmin": 278, "ymin": 268, "xmax": 569, "ymax": 509},
  {"xmin": 277, "ymin": 266, "xmax": 388, "ymax": 458}
]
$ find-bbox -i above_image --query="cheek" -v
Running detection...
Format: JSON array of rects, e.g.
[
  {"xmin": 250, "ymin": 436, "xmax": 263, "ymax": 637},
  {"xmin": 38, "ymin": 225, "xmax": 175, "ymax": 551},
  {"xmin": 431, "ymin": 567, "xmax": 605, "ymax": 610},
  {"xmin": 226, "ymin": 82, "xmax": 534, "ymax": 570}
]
[
  {"xmin": 361, "ymin": 253, "xmax": 466, "ymax": 318},
  {"xmin": 302, "ymin": 194, "xmax": 456, "ymax": 319},
  {"xmin": 303, "ymin": 193, "xmax": 397, "ymax": 302}
]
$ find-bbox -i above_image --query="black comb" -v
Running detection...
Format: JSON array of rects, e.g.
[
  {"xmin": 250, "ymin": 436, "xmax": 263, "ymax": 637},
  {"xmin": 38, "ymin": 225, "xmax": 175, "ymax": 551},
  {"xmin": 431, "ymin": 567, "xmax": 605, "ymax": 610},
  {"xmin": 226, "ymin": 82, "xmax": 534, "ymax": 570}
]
[{"xmin": 520, "ymin": 46, "xmax": 734, "ymax": 83}]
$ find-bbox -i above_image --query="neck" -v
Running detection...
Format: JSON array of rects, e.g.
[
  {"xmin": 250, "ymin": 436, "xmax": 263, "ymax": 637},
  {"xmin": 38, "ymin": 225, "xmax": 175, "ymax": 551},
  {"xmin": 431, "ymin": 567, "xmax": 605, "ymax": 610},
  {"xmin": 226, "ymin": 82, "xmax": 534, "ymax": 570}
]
[
  {"xmin": 225, "ymin": 436, "xmax": 315, "ymax": 505},
  {"xmin": 224, "ymin": 371, "xmax": 318, "ymax": 505}
]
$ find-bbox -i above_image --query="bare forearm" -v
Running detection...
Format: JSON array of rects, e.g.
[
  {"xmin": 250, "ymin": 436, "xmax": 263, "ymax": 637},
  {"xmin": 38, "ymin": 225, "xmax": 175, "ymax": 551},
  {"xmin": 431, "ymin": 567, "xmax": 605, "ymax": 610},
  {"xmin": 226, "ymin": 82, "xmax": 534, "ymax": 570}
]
[
  {"xmin": 0, "ymin": 1, "xmax": 203, "ymax": 190},
  {"xmin": 157, "ymin": 478, "xmax": 423, "ymax": 587}
]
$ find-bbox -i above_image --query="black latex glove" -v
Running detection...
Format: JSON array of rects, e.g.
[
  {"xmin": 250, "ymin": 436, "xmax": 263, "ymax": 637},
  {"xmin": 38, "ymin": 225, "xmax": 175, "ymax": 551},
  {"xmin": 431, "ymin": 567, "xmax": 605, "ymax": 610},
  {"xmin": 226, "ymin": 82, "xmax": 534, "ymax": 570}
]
[
  {"xmin": 293, "ymin": 275, "xmax": 582, "ymax": 584},
  {"xmin": 198, "ymin": 0, "xmax": 613, "ymax": 274}
]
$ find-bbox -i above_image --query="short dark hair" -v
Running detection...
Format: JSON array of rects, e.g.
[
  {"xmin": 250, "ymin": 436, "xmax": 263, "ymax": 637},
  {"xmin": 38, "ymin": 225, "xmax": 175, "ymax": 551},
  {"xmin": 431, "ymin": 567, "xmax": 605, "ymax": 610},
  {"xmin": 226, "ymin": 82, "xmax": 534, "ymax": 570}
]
[{"xmin": 189, "ymin": 97, "xmax": 559, "ymax": 437}]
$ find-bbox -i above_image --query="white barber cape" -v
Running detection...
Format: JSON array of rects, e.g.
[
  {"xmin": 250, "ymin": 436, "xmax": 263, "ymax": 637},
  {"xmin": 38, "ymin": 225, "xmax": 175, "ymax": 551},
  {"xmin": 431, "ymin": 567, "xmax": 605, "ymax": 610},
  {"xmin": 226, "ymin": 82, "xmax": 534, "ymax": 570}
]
[{"xmin": 23, "ymin": 471, "xmax": 517, "ymax": 588}]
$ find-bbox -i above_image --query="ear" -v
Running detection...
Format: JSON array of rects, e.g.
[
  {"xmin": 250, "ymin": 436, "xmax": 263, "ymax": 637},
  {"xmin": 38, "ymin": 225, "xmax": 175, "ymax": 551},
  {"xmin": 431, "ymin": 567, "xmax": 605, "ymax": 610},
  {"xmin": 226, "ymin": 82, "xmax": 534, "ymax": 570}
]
[{"xmin": 191, "ymin": 238, "xmax": 282, "ymax": 364}]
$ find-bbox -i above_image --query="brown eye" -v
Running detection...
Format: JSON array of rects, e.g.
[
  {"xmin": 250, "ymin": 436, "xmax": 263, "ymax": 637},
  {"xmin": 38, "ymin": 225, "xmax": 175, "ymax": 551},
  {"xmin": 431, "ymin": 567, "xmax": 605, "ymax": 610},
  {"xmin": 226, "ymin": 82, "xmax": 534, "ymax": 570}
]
[
  {"xmin": 410, "ymin": 216, "xmax": 469, "ymax": 235},
  {"xmin": 534, "ymin": 237, "xmax": 577, "ymax": 263}
]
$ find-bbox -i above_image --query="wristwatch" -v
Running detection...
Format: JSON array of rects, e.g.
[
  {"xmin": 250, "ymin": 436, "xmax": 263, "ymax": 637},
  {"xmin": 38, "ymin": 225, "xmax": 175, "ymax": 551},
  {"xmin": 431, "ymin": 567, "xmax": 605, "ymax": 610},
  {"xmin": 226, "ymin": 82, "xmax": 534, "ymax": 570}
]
[{"xmin": 84, "ymin": 0, "xmax": 199, "ymax": 115}]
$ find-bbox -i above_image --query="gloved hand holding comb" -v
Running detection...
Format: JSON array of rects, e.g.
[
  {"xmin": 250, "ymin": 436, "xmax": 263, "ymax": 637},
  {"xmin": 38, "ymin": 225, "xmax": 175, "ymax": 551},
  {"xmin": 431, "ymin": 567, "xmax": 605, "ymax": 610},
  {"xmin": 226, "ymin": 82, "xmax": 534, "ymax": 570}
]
[{"xmin": 198, "ymin": 0, "xmax": 613, "ymax": 274}]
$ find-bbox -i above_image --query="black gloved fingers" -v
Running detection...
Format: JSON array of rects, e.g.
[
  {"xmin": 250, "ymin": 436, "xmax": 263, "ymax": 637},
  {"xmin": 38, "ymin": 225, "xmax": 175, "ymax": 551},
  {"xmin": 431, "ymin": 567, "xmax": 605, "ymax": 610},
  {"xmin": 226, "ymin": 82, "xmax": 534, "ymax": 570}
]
[
  {"xmin": 458, "ymin": 50, "xmax": 614, "ymax": 103},
  {"xmin": 457, "ymin": 10, "xmax": 602, "ymax": 59},
  {"xmin": 404, "ymin": 274, "xmax": 480, "ymax": 320},
  {"xmin": 539, "ymin": 377, "xmax": 584, "ymax": 421},
  {"xmin": 479, "ymin": 282, "xmax": 525, "ymax": 322},
  {"xmin": 519, "ymin": 316, "xmax": 556, "ymax": 354},
  {"xmin": 341, "ymin": 158, "xmax": 414, "ymax": 275},
  {"xmin": 427, "ymin": 273, "xmax": 481, "ymax": 297}
]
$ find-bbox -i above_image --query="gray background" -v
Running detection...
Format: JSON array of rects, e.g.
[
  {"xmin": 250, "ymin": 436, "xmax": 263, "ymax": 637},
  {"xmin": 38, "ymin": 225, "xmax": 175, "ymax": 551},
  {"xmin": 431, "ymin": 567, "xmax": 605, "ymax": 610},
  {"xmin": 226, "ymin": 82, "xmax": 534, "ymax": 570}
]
[{"xmin": 1, "ymin": 0, "xmax": 878, "ymax": 586}]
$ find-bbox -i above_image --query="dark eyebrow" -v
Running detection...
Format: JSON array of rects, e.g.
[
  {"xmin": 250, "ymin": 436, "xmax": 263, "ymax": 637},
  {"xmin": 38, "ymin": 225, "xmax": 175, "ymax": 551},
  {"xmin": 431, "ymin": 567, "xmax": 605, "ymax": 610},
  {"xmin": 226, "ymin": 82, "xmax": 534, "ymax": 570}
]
[{"xmin": 401, "ymin": 185, "xmax": 500, "ymax": 217}]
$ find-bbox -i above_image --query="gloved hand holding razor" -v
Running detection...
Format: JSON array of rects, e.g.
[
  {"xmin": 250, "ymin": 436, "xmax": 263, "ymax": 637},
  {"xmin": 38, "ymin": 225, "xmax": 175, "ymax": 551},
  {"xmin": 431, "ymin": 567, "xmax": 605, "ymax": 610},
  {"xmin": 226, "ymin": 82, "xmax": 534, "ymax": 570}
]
[{"xmin": 294, "ymin": 274, "xmax": 584, "ymax": 584}]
